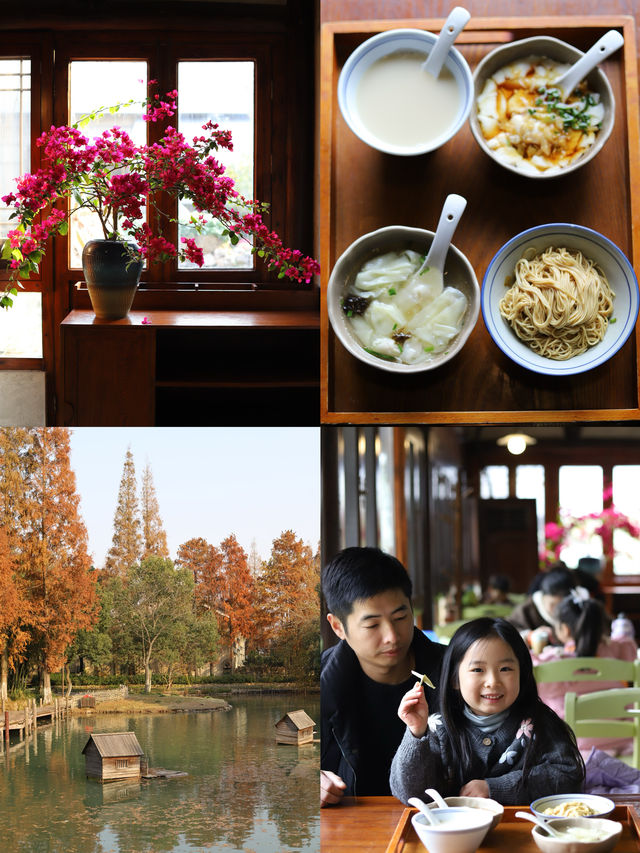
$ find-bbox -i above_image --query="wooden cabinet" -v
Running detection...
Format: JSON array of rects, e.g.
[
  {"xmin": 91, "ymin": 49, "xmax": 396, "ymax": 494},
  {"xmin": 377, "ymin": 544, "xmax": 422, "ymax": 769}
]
[{"xmin": 60, "ymin": 310, "xmax": 319, "ymax": 425}]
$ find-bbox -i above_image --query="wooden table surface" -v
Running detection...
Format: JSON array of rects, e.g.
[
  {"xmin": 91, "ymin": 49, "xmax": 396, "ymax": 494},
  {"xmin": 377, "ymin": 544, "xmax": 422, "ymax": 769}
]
[
  {"xmin": 321, "ymin": 796, "xmax": 640, "ymax": 852},
  {"xmin": 317, "ymin": 1, "xmax": 640, "ymax": 423},
  {"xmin": 318, "ymin": 0, "xmax": 640, "ymax": 71}
]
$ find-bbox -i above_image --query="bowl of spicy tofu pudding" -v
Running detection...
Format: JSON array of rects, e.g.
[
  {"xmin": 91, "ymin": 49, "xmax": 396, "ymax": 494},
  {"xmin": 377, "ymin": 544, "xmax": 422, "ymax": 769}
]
[{"xmin": 469, "ymin": 35, "xmax": 616, "ymax": 178}]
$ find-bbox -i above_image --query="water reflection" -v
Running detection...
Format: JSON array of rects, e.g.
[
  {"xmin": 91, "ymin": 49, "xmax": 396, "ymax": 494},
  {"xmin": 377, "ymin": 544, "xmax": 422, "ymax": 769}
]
[{"xmin": 0, "ymin": 694, "xmax": 320, "ymax": 852}]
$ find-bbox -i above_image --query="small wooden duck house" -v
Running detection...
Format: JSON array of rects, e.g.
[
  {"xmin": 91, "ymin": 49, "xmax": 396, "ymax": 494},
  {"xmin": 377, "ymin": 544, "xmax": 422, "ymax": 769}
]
[
  {"xmin": 275, "ymin": 709, "xmax": 315, "ymax": 745},
  {"xmin": 82, "ymin": 731, "xmax": 145, "ymax": 782}
]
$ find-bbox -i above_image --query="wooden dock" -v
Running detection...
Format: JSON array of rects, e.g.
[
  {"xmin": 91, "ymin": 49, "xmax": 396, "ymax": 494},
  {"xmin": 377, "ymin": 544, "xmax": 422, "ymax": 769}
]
[{"xmin": 2, "ymin": 698, "xmax": 70, "ymax": 744}]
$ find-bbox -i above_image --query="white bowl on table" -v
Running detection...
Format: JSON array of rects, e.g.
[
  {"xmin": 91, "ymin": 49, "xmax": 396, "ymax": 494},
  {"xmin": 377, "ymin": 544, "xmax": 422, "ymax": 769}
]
[
  {"xmin": 338, "ymin": 27, "xmax": 473, "ymax": 156},
  {"xmin": 327, "ymin": 224, "xmax": 480, "ymax": 374},
  {"xmin": 411, "ymin": 806, "xmax": 493, "ymax": 853},
  {"xmin": 469, "ymin": 35, "xmax": 616, "ymax": 179},
  {"xmin": 425, "ymin": 795, "xmax": 504, "ymax": 831},
  {"xmin": 530, "ymin": 793, "xmax": 616, "ymax": 820},
  {"xmin": 481, "ymin": 222, "xmax": 638, "ymax": 376},
  {"xmin": 530, "ymin": 817, "xmax": 622, "ymax": 853}
]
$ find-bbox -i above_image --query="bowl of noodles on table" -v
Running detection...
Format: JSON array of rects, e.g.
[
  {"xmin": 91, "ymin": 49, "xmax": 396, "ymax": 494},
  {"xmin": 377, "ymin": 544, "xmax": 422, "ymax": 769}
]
[
  {"xmin": 530, "ymin": 793, "xmax": 616, "ymax": 820},
  {"xmin": 469, "ymin": 36, "xmax": 616, "ymax": 178},
  {"xmin": 481, "ymin": 223, "xmax": 639, "ymax": 375}
]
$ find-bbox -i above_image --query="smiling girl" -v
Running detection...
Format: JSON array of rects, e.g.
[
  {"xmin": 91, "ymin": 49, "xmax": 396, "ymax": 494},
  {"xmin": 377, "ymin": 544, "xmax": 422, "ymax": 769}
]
[{"xmin": 390, "ymin": 617, "xmax": 584, "ymax": 804}]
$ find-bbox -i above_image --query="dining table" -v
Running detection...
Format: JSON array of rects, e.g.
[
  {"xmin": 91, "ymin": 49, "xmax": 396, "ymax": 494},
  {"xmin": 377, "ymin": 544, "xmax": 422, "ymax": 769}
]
[
  {"xmin": 321, "ymin": 794, "xmax": 640, "ymax": 851},
  {"xmin": 318, "ymin": 0, "xmax": 640, "ymax": 425}
]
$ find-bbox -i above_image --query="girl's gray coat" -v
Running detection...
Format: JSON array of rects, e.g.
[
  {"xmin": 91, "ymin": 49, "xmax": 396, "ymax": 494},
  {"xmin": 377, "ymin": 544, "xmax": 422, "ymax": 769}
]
[{"xmin": 390, "ymin": 710, "xmax": 583, "ymax": 805}]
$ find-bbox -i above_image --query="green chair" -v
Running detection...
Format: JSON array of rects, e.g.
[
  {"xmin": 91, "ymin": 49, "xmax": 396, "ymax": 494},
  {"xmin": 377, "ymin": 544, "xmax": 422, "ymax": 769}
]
[
  {"xmin": 534, "ymin": 656, "xmax": 640, "ymax": 688},
  {"xmin": 565, "ymin": 686, "xmax": 640, "ymax": 769}
]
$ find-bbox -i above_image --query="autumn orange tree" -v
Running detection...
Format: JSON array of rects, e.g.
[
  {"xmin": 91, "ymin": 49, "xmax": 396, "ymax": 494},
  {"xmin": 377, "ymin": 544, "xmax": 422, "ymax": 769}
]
[
  {"xmin": 176, "ymin": 536, "xmax": 222, "ymax": 617},
  {"xmin": 20, "ymin": 429, "xmax": 97, "ymax": 702},
  {"xmin": 0, "ymin": 429, "xmax": 97, "ymax": 701},
  {"xmin": 0, "ymin": 428, "xmax": 31, "ymax": 700},
  {"xmin": 256, "ymin": 530, "xmax": 320, "ymax": 679},
  {"xmin": 0, "ymin": 525, "xmax": 28, "ymax": 702}
]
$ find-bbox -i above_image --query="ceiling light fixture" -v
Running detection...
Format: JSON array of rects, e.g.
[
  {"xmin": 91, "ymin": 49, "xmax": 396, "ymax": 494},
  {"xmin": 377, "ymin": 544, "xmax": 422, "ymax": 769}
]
[{"xmin": 496, "ymin": 432, "xmax": 537, "ymax": 455}]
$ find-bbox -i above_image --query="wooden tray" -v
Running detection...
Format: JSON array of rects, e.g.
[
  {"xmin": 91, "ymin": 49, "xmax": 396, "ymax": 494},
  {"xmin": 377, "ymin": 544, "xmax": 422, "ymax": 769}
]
[
  {"xmin": 318, "ymin": 16, "xmax": 640, "ymax": 423},
  {"xmin": 385, "ymin": 805, "xmax": 640, "ymax": 853}
]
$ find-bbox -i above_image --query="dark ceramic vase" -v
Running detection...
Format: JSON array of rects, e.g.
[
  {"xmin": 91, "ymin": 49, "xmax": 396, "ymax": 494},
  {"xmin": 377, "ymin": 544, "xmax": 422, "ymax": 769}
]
[{"xmin": 82, "ymin": 239, "xmax": 143, "ymax": 320}]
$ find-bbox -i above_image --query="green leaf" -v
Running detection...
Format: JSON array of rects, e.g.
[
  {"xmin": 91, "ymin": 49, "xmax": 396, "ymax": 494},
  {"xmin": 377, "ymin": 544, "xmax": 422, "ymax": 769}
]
[
  {"xmin": 364, "ymin": 347, "xmax": 396, "ymax": 362},
  {"xmin": 58, "ymin": 220, "xmax": 69, "ymax": 236},
  {"xmin": 11, "ymin": 248, "xmax": 23, "ymax": 261},
  {"xmin": 1, "ymin": 239, "xmax": 13, "ymax": 261}
]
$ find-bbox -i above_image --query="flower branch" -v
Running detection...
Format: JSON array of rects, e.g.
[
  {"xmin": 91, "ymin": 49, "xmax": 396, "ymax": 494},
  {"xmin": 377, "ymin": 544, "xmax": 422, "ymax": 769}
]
[{"xmin": 1, "ymin": 86, "xmax": 319, "ymax": 308}]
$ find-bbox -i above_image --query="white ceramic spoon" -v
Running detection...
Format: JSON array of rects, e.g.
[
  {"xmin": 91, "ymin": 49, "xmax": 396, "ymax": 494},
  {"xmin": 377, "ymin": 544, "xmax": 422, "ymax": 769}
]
[
  {"xmin": 425, "ymin": 788, "xmax": 449, "ymax": 809},
  {"xmin": 515, "ymin": 811, "xmax": 565, "ymax": 839},
  {"xmin": 552, "ymin": 29, "xmax": 624, "ymax": 100},
  {"xmin": 415, "ymin": 193, "xmax": 467, "ymax": 294},
  {"xmin": 422, "ymin": 6, "xmax": 471, "ymax": 77},
  {"xmin": 409, "ymin": 797, "xmax": 441, "ymax": 825}
]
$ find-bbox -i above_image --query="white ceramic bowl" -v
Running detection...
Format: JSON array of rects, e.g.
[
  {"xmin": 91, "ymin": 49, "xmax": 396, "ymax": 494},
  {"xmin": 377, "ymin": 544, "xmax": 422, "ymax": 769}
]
[
  {"xmin": 338, "ymin": 28, "xmax": 473, "ymax": 156},
  {"xmin": 327, "ymin": 225, "xmax": 480, "ymax": 373},
  {"xmin": 426, "ymin": 796, "xmax": 504, "ymax": 831},
  {"xmin": 411, "ymin": 807, "xmax": 493, "ymax": 853},
  {"xmin": 531, "ymin": 817, "xmax": 623, "ymax": 853},
  {"xmin": 482, "ymin": 223, "xmax": 638, "ymax": 376},
  {"xmin": 530, "ymin": 794, "xmax": 616, "ymax": 820},
  {"xmin": 469, "ymin": 36, "xmax": 615, "ymax": 178}
]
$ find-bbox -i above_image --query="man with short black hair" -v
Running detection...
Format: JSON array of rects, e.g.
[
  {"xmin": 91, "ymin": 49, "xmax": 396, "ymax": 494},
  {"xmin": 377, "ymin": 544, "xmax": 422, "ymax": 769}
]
[{"xmin": 321, "ymin": 546, "xmax": 445, "ymax": 806}]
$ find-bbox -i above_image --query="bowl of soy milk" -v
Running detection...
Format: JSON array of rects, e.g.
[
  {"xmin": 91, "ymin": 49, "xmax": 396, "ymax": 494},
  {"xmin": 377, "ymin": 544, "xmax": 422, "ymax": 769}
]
[{"xmin": 338, "ymin": 28, "xmax": 473, "ymax": 156}]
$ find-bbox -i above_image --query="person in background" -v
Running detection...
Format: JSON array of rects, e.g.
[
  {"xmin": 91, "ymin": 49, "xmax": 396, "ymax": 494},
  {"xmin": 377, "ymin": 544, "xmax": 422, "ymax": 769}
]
[
  {"xmin": 482, "ymin": 574, "xmax": 513, "ymax": 606},
  {"xmin": 532, "ymin": 591, "xmax": 637, "ymax": 758},
  {"xmin": 390, "ymin": 617, "xmax": 584, "ymax": 804},
  {"xmin": 508, "ymin": 564, "xmax": 578, "ymax": 647},
  {"xmin": 321, "ymin": 547, "xmax": 445, "ymax": 806}
]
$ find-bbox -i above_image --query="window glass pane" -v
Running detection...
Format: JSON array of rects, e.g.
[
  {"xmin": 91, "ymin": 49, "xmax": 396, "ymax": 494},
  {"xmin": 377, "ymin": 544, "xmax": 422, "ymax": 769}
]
[
  {"xmin": 68, "ymin": 62, "xmax": 147, "ymax": 268},
  {"xmin": 177, "ymin": 61, "xmax": 254, "ymax": 270},
  {"xmin": 516, "ymin": 464, "xmax": 545, "ymax": 550},
  {"xmin": 0, "ymin": 58, "xmax": 30, "ymax": 242},
  {"xmin": 479, "ymin": 466, "xmax": 508, "ymax": 499},
  {"xmin": 612, "ymin": 466, "xmax": 640, "ymax": 575},
  {"xmin": 376, "ymin": 427, "xmax": 395, "ymax": 555},
  {"xmin": 0, "ymin": 291, "xmax": 42, "ymax": 357},
  {"xmin": 558, "ymin": 465, "xmax": 603, "ymax": 567}
]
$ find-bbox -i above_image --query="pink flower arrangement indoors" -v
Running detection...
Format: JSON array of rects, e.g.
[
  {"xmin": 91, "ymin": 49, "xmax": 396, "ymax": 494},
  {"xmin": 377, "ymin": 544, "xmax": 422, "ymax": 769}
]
[{"xmin": 1, "ymin": 85, "xmax": 319, "ymax": 308}]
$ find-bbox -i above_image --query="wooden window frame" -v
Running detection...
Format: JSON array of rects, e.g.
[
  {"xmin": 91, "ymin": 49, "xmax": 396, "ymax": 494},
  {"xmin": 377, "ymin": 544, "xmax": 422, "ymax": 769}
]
[{"xmin": 0, "ymin": 36, "xmax": 53, "ymax": 371}]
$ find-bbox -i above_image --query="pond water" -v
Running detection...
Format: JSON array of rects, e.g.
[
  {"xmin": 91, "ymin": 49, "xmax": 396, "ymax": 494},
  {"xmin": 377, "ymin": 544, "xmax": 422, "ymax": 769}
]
[{"xmin": 0, "ymin": 693, "xmax": 320, "ymax": 853}]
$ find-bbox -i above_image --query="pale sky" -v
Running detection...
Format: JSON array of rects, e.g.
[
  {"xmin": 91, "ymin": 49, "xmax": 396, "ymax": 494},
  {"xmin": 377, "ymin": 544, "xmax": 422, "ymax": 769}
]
[{"xmin": 69, "ymin": 427, "xmax": 320, "ymax": 569}]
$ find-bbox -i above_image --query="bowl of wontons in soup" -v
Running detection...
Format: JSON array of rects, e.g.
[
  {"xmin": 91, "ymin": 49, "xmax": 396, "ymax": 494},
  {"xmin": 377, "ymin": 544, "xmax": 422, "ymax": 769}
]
[
  {"xmin": 327, "ymin": 225, "xmax": 480, "ymax": 373},
  {"xmin": 469, "ymin": 36, "xmax": 615, "ymax": 178}
]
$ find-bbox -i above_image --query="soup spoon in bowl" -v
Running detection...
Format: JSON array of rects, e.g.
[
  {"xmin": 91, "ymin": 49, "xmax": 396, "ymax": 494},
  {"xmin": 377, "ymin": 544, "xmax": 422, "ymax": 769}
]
[
  {"xmin": 422, "ymin": 6, "xmax": 471, "ymax": 77},
  {"xmin": 413, "ymin": 193, "xmax": 467, "ymax": 297},
  {"xmin": 515, "ymin": 811, "xmax": 565, "ymax": 838},
  {"xmin": 552, "ymin": 29, "xmax": 624, "ymax": 100},
  {"xmin": 409, "ymin": 797, "xmax": 441, "ymax": 824},
  {"xmin": 425, "ymin": 788, "xmax": 449, "ymax": 809}
]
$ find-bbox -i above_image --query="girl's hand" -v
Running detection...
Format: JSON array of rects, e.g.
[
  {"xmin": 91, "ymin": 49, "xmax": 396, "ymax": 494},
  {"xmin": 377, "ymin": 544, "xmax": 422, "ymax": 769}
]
[
  {"xmin": 398, "ymin": 681, "xmax": 429, "ymax": 738},
  {"xmin": 460, "ymin": 779, "xmax": 490, "ymax": 798}
]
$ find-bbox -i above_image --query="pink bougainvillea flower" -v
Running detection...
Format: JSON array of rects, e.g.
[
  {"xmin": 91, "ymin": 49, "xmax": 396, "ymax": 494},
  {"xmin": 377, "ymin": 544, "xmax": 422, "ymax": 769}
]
[{"xmin": 1, "ymin": 84, "xmax": 319, "ymax": 308}]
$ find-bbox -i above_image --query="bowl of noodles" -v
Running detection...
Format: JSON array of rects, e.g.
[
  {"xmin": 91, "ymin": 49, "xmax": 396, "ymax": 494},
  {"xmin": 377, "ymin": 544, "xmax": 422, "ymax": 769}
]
[
  {"xmin": 530, "ymin": 794, "xmax": 616, "ymax": 820},
  {"xmin": 482, "ymin": 223, "xmax": 639, "ymax": 375},
  {"xmin": 469, "ymin": 36, "xmax": 616, "ymax": 178}
]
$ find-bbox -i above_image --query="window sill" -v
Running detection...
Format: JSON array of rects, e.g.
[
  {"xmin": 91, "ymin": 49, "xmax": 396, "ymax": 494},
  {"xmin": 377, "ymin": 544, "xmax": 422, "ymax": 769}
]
[{"xmin": 61, "ymin": 308, "xmax": 319, "ymax": 329}]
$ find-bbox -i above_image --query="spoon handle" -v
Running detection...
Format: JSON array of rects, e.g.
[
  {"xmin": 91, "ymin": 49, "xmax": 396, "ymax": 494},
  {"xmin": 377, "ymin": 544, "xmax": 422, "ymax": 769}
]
[
  {"xmin": 418, "ymin": 194, "xmax": 467, "ymax": 276},
  {"xmin": 555, "ymin": 29, "xmax": 624, "ymax": 98},
  {"xmin": 422, "ymin": 7, "xmax": 471, "ymax": 78}
]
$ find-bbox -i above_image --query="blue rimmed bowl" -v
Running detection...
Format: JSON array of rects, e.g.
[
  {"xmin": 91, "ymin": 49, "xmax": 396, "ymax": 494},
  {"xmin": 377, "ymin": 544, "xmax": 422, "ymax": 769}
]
[
  {"xmin": 337, "ymin": 28, "xmax": 473, "ymax": 156},
  {"xmin": 482, "ymin": 223, "xmax": 639, "ymax": 376}
]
